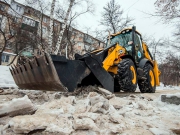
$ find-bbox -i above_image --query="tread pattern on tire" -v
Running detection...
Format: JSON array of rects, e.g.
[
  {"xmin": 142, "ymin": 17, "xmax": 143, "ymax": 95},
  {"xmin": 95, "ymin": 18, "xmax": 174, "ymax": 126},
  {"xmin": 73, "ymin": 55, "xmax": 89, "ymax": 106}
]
[
  {"xmin": 117, "ymin": 58, "xmax": 137, "ymax": 92},
  {"xmin": 138, "ymin": 63, "xmax": 156, "ymax": 93}
]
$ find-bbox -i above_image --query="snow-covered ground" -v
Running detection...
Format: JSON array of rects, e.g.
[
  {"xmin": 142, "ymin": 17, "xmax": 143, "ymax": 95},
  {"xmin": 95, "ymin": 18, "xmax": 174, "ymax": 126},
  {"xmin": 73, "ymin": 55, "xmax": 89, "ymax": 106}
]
[
  {"xmin": 0, "ymin": 66, "xmax": 17, "ymax": 88},
  {"xmin": 0, "ymin": 89, "xmax": 180, "ymax": 135},
  {"xmin": 156, "ymin": 83, "xmax": 180, "ymax": 91}
]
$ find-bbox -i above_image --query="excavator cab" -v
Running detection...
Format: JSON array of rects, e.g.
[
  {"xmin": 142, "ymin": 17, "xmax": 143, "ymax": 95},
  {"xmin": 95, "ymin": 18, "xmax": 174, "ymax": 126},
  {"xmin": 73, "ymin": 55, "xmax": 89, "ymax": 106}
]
[
  {"xmin": 10, "ymin": 26, "xmax": 160, "ymax": 93},
  {"xmin": 106, "ymin": 27, "xmax": 144, "ymax": 62}
]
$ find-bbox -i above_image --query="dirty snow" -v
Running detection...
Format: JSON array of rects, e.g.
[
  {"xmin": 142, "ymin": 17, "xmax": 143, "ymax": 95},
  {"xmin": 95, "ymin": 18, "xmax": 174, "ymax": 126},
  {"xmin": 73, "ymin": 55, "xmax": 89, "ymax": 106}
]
[
  {"xmin": 156, "ymin": 82, "xmax": 180, "ymax": 91},
  {"xmin": 0, "ymin": 90, "xmax": 179, "ymax": 135},
  {"xmin": 165, "ymin": 93, "xmax": 180, "ymax": 98},
  {"xmin": 0, "ymin": 95, "xmax": 36, "ymax": 117},
  {"xmin": 0, "ymin": 66, "xmax": 17, "ymax": 88}
]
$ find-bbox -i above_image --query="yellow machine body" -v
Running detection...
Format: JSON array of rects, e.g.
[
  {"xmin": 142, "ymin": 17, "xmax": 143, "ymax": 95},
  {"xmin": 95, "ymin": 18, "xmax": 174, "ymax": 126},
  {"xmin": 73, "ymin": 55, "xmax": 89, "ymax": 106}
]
[{"xmin": 101, "ymin": 28, "xmax": 160, "ymax": 86}]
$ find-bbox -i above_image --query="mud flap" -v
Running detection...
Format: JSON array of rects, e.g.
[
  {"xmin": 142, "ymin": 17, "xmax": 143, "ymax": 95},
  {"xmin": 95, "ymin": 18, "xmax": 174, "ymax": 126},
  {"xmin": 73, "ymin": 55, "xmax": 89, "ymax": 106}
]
[{"xmin": 84, "ymin": 56, "xmax": 114, "ymax": 93}]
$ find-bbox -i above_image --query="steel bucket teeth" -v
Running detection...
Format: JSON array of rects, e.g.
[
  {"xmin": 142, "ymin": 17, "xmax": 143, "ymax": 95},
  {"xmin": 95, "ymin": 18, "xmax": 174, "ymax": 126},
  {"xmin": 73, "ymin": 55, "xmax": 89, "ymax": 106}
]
[
  {"xmin": 10, "ymin": 54, "xmax": 67, "ymax": 92},
  {"xmin": 10, "ymin": 54, "xmax": 91, "ymax": 92}
]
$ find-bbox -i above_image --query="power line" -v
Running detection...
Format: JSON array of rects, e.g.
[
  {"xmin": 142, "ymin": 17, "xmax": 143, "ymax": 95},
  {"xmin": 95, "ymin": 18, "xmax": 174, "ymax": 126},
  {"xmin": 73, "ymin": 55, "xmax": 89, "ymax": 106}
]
[{"xmin": 124, "ymin": 0, "xmax": 140, "ymax": 12}]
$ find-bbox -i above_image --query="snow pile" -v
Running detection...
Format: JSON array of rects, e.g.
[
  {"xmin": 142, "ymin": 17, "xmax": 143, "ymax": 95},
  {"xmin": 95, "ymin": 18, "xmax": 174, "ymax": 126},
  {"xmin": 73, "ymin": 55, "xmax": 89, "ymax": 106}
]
[
  {"xmin": 1, "ymin": 92, "xmax": 179, "ymax": 135},
  {"xmin": 165, "ymin": 93, "xmax": 180, "ymax": 98},
  {"xmin": 0, "ymin": 95, "xmax": 36, "ymax": 117},
  {"xmin": 154, "ymin": 95, "xmax": 180, "ymax": 113},
  {"xmin": 156, "ymin": 83, "xmax": 180, "ymax": 90},
  {"xmin": 0, "ymin": 66, "xmax": 17, "ymax": 88}
]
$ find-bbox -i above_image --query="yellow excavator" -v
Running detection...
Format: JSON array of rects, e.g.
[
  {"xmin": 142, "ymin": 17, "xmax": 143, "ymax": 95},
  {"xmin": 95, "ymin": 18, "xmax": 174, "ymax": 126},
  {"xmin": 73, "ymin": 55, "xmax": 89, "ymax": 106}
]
[{"xmin": 10, "ymin": 26, "xmax": 161, "ymax": 93}]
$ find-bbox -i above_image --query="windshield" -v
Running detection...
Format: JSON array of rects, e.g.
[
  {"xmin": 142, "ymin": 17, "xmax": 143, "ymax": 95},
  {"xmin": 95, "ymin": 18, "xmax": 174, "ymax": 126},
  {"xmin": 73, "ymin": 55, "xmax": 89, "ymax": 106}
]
[{"xmin": 106, "ymin": 30, "xmax": 132, "ymax": 48}]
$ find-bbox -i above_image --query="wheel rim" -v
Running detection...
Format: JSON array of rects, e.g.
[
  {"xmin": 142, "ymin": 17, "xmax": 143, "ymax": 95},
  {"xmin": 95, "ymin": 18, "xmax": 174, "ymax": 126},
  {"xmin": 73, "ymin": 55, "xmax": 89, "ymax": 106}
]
[
  {"xmin": 130, "ymin": 66, "xmax": 136, "ymax": 84},
  {"xmin": 149, "ymin": 70, "xmax": 155, "ymax": 87}
]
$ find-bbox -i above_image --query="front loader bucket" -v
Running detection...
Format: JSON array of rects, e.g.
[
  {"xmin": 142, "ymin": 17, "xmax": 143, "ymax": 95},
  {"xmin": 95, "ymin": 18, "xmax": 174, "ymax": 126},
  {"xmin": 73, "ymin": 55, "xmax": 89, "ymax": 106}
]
[{"xmin": 10, "ymin": 54, "xmax": 91, "ymax": 92}]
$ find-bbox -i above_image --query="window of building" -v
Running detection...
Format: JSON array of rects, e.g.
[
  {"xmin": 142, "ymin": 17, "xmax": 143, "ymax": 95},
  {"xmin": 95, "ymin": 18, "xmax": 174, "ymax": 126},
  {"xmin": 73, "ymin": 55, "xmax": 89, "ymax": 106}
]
[
  {"xmin": 84, "ymin": 44, "xmax": 90, "ymax": 50},
  {"xmin": 1, "ymin": 54, "xmax": 9, "ymax": 63},
  {"xmin": 78, "ymin": 42, "xmax": 83, "ymax": 47},
  {"xmin": 54, "ymin": 22, "xmax": 59, "ymax": 26},
  {"xmin": 72, "ymin": 31, "xmax": 77, "ymax": 36},
  {"xmin": 43, "ymin": 17, "xmax": 47, "ymax": 23},
  {"xmin": 1, "ymin": 54, "xmax": 5, "ymax": 62},
  {"xmin": 69, "ymin": 26, "xmax": 72, "ymax": 31},
  {"xmin": 5, "ymin": 55, "xmax": 9, "ymax": 62},
  {"xmin": 42, "ymin": 27, "xmax": 46, "ymax": 34},
  {"xmin": 61, "ymin": 23, "xmax": 65, "ymax": 29},
  {"xmin": 0, "ymin": 17, "xmax": 2, "ymax": 27},
  {"xmin": 10, "ymin": 29, "xmax": 16, "ymax": 35},
  {"xmin": 30, "ymin": 19, "xmax": 35, "ymax": 26},
  {"xmin": 22, "ymin": 17, "xmax": 36, "ymax": 27},
  {"xmin": 79, "ymin": 37, "xmax": 82, "ymax": 40},
  {"xmin": 16, "ymin": 5, "xmax": 21, "ymax": 12},
  {"xmin": 0, "ymin": 4, "xmax": 5, "ymax": 11},
  {"xmin": 13, "ymin": 17, "xmax": 18, "ymax": 23},
  {"xmin": 78, "ymin": 33, "xmax": 83, "ymax": 38}
]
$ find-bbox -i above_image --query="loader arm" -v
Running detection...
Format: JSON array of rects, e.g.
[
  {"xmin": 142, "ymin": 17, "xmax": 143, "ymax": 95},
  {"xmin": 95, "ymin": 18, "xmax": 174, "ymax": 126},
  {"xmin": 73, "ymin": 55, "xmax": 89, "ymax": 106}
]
[
  {"xmin": 102, "ymin": 44, "xmax": 126, "ymax": 74},
  {"xmin": 76, "ymin": 43, "xmax": 126, "ymax": 92}
]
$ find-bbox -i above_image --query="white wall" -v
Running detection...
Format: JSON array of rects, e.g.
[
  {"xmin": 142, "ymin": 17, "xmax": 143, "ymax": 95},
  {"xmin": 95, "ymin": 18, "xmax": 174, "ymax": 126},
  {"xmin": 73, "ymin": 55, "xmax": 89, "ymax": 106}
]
[{"xmin": 8, "ymin": 0, "xmax": 24, "ymax": 18}]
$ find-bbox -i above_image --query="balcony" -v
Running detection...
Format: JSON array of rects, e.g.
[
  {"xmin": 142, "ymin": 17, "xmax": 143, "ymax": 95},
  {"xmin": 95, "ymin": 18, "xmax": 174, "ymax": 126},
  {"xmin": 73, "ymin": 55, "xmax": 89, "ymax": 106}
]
[{"xmin": 21, "ymin": 16, "xmax": 39, "ymax": 33}]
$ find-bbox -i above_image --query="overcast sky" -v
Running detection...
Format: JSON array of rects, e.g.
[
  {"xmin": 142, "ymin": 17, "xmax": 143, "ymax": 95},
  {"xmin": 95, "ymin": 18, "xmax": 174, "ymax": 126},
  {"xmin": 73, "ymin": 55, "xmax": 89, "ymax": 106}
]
[{"xmin": 75, "ymin": 0, "xmax": 173, "ymax": 40}]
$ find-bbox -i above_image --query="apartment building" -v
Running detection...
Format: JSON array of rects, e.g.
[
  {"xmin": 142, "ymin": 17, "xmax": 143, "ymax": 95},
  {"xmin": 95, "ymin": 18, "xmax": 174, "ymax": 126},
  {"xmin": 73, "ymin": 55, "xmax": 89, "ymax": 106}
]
[{"xmin": 0, "ymin": 0, "xmax": 105, "ymax": 58}]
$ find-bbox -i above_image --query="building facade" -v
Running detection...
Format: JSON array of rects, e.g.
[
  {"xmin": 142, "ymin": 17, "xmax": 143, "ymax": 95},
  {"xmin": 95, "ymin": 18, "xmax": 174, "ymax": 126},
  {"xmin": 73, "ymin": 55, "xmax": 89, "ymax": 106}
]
[{"xmin": 0, "ymin": 0, "xmax": 105, "ymax": 59}]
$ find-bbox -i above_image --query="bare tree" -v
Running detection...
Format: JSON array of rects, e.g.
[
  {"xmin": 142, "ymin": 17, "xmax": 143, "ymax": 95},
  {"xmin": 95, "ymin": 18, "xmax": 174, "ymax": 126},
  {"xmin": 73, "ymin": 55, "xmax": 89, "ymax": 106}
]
[
  {"xmin": 159, "ymin": 53, "xmax": 180, "ymax": 86},
  {"xmin": 154, "ymin": 0, "xmax": 180, "ymax": 21},
  {"xmin": 100, "ymin": 0, "xmax": 133, "ymax": 34},
  {"xmin": 53, "ymin": 0, "xmax": 94, "ymax": 57},
  {"xmin": 0, "ymin": 12, "xmax": 15, "ymax": 65},
  {"xmin": 154, "ymin": 0, "xmax": 180, "ymax": 40},
  {"xmin": 48, "ymin": 0, "xmax": 56, "ymax": 52},
  {"xmin": 54, "ymin": 0, "xmax": 75, "ymax": 55},
  {"xmin": 36, "ymin": 0, "xmax": 49, "ymax": 50},
  {"xmin": 0, "ymin": 1, "xmax": 43, "ymax": 65},
  {"xmin": 25, "ymin": 0, "xmax": 50, "ymax": 51},
  {"xmin": 92, "ymin": 28, "xmax": 105, "ymax": 42},
  {"xmin": 143, "ymin": 35, "xmax": 165, "ymax": 60}
]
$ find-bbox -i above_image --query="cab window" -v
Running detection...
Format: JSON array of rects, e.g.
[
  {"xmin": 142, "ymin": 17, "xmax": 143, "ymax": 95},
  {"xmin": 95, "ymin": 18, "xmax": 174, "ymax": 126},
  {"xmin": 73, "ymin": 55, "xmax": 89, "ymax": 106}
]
[
  {"xmin": 106, "ymin": 30, "xmax": 132, "ymax": 48},
  {"xmin": 134, "ymin": 33, "xmax": 143, "ymax": 53}
]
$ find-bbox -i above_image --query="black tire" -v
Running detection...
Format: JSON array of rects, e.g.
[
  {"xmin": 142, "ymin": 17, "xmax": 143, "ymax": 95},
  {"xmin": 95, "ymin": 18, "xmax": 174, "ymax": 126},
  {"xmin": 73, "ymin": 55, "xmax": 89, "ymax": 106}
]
[
  {"xmin": 138, "ymin": 63, "xmax": 156, "ymax": 93},
  {"xmin": 117, "ymin": 58, "xmax": 137, "ymax": 92}
]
